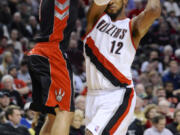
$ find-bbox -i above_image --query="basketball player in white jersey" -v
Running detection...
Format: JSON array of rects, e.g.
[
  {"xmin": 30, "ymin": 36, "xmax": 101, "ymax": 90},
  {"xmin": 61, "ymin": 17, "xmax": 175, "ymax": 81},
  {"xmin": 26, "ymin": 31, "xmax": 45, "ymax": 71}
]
[{"xmin": 82, "ymin": 0, "xmax": 161, "ymax": 135}]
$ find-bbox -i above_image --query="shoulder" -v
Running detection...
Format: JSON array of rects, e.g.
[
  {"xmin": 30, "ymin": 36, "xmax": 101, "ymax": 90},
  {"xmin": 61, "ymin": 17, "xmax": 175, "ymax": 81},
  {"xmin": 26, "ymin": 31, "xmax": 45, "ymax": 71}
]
[
  {"xmin": 144, "ymin": 128, "xmax": 153, "ymax": 133},
  {"xmin": 162, "ymin": 71, "xmax": 171, "ymax": 77},
  {"xmin": 0, "ymin": 123, "xmax": 14, "ymax": 130},
  {"xmin": 17, "ymin": 125, "xmax": 30, "ymax": 134},
  {"xmin": 164, "ymin": 128, "xmax": 173, "ymax": 134},
  {"xmin": 167, "ymin": 122, "xmax": 177, "ymax": 128}
]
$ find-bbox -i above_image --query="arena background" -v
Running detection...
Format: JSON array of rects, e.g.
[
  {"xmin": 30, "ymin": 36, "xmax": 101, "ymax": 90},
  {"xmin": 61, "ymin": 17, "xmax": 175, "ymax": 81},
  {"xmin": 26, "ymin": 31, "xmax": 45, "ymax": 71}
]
[{"xmin": 0, "ymin": 0, "xmax": 180, "ymax": 135}]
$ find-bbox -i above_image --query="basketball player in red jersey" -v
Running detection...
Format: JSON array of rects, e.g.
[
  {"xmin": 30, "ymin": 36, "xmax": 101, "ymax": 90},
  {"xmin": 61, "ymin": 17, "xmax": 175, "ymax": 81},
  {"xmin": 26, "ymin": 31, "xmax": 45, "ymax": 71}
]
[
  {"xmin": 27, "ymin": 0, "xmax": 78, "ymax": 135},
  {"xmin": 83, "ymin": 0, "xmax": 161, "ymax": 135}
]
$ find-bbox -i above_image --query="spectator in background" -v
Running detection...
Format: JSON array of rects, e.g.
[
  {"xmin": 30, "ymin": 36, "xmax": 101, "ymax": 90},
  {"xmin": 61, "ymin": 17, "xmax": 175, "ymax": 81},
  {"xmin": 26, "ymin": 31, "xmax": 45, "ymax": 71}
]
[
  {"xmin": 154, "ymin": 18, "xmax": 171, "ymax": 46},
  {"xmin": 141, "ymin": 50, "xmax": 163, "ymax": 74},
  {"xmin": 18, "ymin": 2, "xmax": 32, "ymax": 23},
  {"xmin": 20, "ymin": 37, "xmax": 29, "ymax": 52},
  {"xmin": 0, "ymin": 51, "xmax": 13, "ymax": 75},
  {"xmin": 175, "ymin": 49, "xmax": 180, "ymax": 63},
  {"xmin": 134, "ymin": 96, "xmax": 146, "ymax": 123},
  {"xmin": 0, "ymin": 89, "xmax": 10, "ymax": 113},
  {"xmin": 135, "ymin": 83, "xmax": 147, "ymax": 99},
  {"xmin": 138, "ymin": 73, "xmax": 150, "ymax": 86},
  {"xmin": 0, "ymin": 23, "xmax": 3, "ymax": 39},
  {"xmin": 0, "ymin": 1, "xmax": 12, "ymax": 25},
  {"xmin": 26, "ymin": 16, "xmax": 40, "ymax": 39},
  {"xmin": 144, "ymin": 84, "xmax": 154, "ymax": 104},
  {"xmin": 167, "ymin": 109, "xmax": 180, "ymax": 134},
  {"xmin": 162, "ymin": 60, "xmax": 180, "ymax": 90},
  {"xmin": 126, "ymin": 116, "xmax": 144, "ymax": 135},
  {"xmin": 162, "ymin": 45, "xmax": 174, "ymax": 73},
  {"xmin": 164, "ymin": 81, "xmax": 179, "ymax": 107},
  {"xmin": 0, "ymin": 111, "xmax": 6, "ymax": 124},
  {"xmin": 5, "ymin": 43, "xmax": 20, "ymax": 67},
  {"xmin": 17, "ymin": 60, "xmax": 32, "ymax": 90},
  {"xmin": 8, "ymin": 65, "xmax": 29, "ymax": 95},
  {"xmin": 20, "ymin": 102, "xmax": 35, "ymax": 129},
  {"xmin": 73, "ymin": 61, "xmax": 86, "ymax": 95},
  {"xmin": 167, "ymin": 11, "xmax": 180, "ymax": 33},
  {"xmin": 0, "ymin": 36, "xmax": 8, "ymax": 55},
  {"xmin": 163, "ymin": 45, "xmax": 173, "ymax": 58},
  {"xmin": 30, "ymin": 0, "xmax": 39, "ymax": 16},
  {"xmin": 1, "ymin": 75, "xmax": 24, "ymax": 108},
  {"xmin": 0, "ymin": 105, "xmax": 30, "ymax": 135},
  {"xmin": 164, "ymin": 0, "xmax": 180, "ymax": 16},
  {"xmin": 70, "ymin": 109, "xmax": 85, "ymax": 135},
  {"xmin": 158, "ymin": 99, "xmax": 173, "ymax": 124},
  {"xmin": 144, "ymin": 115, "xmax": 173, "ymax": 135},
  {"xmin": 8, "ymin": 29, "xmax": 22, "ymax": 54},
  {"xmin": 144, "ymin": 104, "xmax": 158, "ymax": 129},
  {"xmin": 8, "ymin": 0, "xmax": 18, "ymax": 15},
  {"xmin": 9, "ymin": 12, "xmax": 30, "ymax": 38},
  {"xmin": 152, "ymin": 87, "xmax": 166, "ymax": 105},
  {"xmin": 148, "ymin": 70, "xmax": 163, "ymax": 90},
  {"xmin": 75, "ymin": 95, "xmax": 86, "ymax": 112}
]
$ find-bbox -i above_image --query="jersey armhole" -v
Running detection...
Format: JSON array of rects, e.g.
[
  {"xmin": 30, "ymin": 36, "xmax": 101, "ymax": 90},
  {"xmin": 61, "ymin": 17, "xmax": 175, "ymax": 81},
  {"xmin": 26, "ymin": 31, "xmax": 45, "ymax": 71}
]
[
  {"xmin": 81, "ymin": 13, "xmax": 106, "ymax": 41},
  {"xmin": 129, "ymin": 19, "xmax": 137, "ymax": 50}
]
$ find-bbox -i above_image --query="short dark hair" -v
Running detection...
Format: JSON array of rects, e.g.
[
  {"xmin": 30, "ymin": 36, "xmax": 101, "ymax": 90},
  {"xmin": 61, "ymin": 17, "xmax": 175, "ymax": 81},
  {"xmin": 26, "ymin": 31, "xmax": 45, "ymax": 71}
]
[
  {"xmin": 20, "ymin": 60, "xmax": 28, "ymax": 67},
  {"xmin": 152, "ymin": 115, "xmax": 165, "ymax": 124},
  {"xmin": 5, "ymin": 105, "xmax": 20, "ymax": 120},
  {"xmin": 8, "ymin": 65, "xmax": 17, "ymax": 74}
]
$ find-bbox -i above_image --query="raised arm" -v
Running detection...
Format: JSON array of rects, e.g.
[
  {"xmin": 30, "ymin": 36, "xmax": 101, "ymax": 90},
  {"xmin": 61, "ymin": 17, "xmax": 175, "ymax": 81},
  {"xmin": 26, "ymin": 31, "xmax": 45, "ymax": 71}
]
[
  {"xmin": 131, "ymin": 0, "xmax": 161, "ymax": 48},
  {"xmin": 86, "ymin": 0, "xmax": 111, "ymax": 34}
]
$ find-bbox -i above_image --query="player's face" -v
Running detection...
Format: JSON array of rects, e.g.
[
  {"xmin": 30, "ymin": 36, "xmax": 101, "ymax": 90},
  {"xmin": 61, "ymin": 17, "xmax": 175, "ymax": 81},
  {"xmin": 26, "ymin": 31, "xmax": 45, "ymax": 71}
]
[{"xmin": 105, "ymin": 0, "xmax": 127, "ymax": 19}]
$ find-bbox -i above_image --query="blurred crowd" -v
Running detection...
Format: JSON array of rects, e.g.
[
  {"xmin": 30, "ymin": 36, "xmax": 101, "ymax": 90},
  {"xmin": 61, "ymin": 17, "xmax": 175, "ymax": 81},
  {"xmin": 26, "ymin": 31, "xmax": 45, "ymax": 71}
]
[{"xmin": 0, "ymin": 0, "xmax": 180, "ymax": 135}]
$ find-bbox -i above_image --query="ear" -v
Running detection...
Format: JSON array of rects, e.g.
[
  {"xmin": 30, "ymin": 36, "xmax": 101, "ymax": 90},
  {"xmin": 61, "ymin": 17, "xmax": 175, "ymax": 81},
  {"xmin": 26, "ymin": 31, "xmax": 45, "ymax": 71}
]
[{"xmin": 8, "ymin": 115, "xmax": 12, "ymax": 121}]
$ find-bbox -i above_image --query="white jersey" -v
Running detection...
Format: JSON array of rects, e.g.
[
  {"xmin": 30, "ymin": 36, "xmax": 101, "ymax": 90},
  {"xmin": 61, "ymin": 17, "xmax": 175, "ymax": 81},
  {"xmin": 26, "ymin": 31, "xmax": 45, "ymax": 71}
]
[{"xmin": 83, "ymin": 14, "xmax": 136, "ymax": 91}]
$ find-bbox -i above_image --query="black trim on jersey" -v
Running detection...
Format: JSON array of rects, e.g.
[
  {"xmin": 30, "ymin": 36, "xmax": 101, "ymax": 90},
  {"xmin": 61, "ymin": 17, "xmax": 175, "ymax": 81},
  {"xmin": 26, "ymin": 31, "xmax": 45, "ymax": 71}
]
[
  {"xmin": 35, "ymin": 0, "xmax": 55, "ymax": 42},
  {"xmin": 59, "ymin": 45, "xmax": 75, "ymax": 112},
  {"xmin": 40, "ymin": 0, "xmax": 54, "ymax": 36},
  {"xmin": 35, "ymin": 36, "xmax": 49, "ymax": 42},
  {"xmin": 85, "ymin": 44, "xmax": 128, "ymax": 88},
  {"xmin": 102, "ymin": 88, "xmax": 132, "ymax": 135}
]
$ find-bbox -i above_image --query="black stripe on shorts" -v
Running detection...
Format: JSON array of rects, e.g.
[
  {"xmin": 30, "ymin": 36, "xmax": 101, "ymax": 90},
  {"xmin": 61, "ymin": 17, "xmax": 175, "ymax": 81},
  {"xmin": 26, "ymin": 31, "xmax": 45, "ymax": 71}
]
[{"xmin": 102, "ymin": 88, "xmax": 133, "ymax": 135}]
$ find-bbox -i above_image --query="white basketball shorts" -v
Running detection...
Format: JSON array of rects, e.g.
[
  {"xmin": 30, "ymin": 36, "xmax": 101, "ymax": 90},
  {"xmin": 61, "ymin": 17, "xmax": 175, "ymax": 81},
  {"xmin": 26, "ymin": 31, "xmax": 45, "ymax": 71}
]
[{"xmin": 85, "ymin": 88, "xmax": 136, "ymax": 135}]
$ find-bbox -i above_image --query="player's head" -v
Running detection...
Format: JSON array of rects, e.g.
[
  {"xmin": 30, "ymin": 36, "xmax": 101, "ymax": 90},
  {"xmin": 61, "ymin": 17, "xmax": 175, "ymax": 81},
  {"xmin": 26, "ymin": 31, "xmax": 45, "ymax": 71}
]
[{"xmin": 105, "ymin": 0, "xmax": 128, "ymax": 20}]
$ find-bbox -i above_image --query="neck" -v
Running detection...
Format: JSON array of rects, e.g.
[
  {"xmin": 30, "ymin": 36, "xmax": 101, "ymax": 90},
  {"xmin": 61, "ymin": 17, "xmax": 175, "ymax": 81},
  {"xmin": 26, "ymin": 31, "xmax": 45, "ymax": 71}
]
[
  {"xmin": 117, "ymin": 9, "xmax": 126, "ymax": 20},
  {"xmin": 112, "ymin": 8, "xmax": 126, "ymax": 21},
  {"xmin": 7, "ymin": 121, "xmax": 19, "ymax": 128}
]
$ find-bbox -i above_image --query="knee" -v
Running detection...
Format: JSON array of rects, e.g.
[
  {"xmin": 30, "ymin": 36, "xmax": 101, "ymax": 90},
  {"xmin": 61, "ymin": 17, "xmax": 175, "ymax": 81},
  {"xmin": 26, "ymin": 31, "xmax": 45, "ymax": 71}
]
[{"xmin": 85, "ymin": 129, "xmax": 93, "ymax": 135}]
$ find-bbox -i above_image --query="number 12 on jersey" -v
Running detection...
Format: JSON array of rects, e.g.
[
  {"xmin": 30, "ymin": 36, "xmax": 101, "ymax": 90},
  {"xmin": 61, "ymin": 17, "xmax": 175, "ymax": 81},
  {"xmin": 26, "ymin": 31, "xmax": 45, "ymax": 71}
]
[{"xmin": 110, "ymin": 41, "xmax": 123, "ymax": 55}]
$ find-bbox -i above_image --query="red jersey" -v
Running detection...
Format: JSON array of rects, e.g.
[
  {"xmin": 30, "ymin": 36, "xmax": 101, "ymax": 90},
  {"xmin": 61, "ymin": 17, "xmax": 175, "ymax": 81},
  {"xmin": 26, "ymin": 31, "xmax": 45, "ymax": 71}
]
[{"xmin": 35, "ymin": 0, "xmax": 78, "ymax": 47}]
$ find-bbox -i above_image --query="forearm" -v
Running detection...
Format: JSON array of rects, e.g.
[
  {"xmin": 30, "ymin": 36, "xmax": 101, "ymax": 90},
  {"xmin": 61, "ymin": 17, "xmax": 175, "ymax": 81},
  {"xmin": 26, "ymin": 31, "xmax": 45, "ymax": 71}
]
[
  {"xmin": 16, "ymin": 87, "xmax": 29, "ymax": 95},
  {"xmin": 131, "ymin": 0, "xmax": 161, "ymax": 47},
  {"xmin": 86, "ymin": 1, "xmax": 110, "ymax": 33}
]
